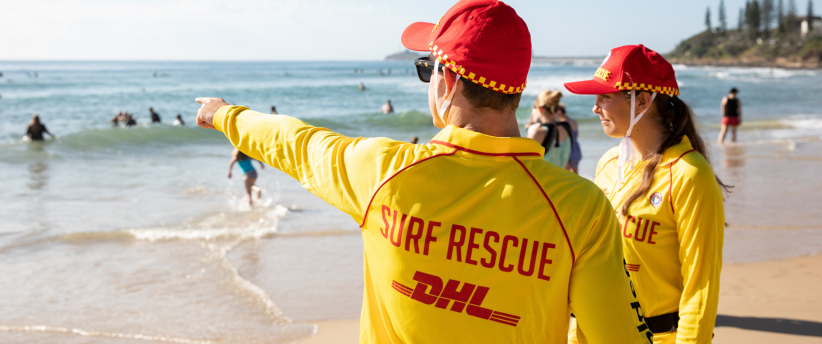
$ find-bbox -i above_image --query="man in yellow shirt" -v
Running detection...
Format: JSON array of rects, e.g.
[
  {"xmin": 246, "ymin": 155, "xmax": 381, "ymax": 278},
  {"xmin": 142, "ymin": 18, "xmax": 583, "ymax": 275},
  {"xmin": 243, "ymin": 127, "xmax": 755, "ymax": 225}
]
[{"xmin": 195, "ymin": 1, "xmax": 651, "ymax": 343}]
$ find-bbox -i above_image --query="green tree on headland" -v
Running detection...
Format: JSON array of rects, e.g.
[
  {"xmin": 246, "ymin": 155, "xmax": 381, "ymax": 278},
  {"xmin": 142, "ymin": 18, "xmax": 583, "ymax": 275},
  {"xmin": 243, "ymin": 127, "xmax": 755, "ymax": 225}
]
[
  {"xmin": 747, "ymin": 1, "xmax": 762, "ymax": 38},
  {"xmin": 719, "ymin": 0, "xmax": 728, "ymax": 32},
  {"xmin": 706, "ymin": 6, "xmax": 713, "ymax": 31},
  {"xmin": 739, "ymin": 8, "xmax": 746, "ymax": 30},
  {"xmin": 778, "ymin": 0, "xmax": 786, "ymax": 32},
  {"xmin": 809, "ymin": 0, "xmax": 815, "ymax": 21},
  {"xmin": 787, "ymin": 0, "xmax": 798, "ymax": 31},
  {"xmin": 762, "ymin": 0, "xmax": 775, "ymax": 37}
]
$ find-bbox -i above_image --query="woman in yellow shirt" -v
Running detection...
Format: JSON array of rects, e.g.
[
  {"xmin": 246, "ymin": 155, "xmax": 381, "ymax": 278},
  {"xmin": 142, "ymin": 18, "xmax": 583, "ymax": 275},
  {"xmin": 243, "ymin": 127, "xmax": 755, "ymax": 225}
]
[{"xmin": 564, "ymin": 45, "xmax": 729, "ymax": 343}]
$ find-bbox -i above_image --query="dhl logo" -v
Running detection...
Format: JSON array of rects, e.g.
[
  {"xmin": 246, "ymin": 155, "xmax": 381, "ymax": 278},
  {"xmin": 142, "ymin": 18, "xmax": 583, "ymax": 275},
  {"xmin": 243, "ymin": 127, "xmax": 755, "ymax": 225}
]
[{"xmin": 392, "ymin": 271, "xmax": 521, "ymax": 327}]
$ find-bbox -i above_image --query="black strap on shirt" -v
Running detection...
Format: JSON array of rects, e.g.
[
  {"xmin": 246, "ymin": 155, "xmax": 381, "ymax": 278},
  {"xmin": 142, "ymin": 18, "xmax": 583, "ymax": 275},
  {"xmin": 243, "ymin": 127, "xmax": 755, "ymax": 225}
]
[
  {"xmin": 538, "ymin": 122, "xmax": 574, "ymax": 153},
  {"xmin": 645, "ymin": 312, "xmax": 679, "ymax": 333}
]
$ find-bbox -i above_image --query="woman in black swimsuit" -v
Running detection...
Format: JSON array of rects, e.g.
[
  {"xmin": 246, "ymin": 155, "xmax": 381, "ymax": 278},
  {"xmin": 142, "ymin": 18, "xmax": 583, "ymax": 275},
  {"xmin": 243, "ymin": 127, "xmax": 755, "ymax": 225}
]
[{"xmin": 25, "ymin": 114, "xmax": 55, "ymax": 141}]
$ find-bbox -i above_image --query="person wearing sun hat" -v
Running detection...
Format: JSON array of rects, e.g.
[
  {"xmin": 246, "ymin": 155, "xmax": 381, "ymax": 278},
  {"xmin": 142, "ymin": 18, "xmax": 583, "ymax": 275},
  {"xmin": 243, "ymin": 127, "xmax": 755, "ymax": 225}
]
[
  {"xmin": 564, "ymin": 45, "xmax": 729, "ymax": 344},
  {"xmin": 193, "ymin": 1, "xmax": 650, "ymax": 343}
]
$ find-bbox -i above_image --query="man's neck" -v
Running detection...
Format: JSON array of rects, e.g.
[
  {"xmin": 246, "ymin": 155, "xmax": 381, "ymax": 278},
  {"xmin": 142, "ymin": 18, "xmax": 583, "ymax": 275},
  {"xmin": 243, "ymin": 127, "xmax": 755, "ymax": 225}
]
[{"xmin": 446, "ymin": 100, "xmax": 521, "ymax": 138}]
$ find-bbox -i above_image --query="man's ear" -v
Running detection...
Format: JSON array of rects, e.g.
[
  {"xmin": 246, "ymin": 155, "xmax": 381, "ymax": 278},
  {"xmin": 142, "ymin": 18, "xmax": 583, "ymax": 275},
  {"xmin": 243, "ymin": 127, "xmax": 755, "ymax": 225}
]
[{"xmin": 441, "ymin": 68, "xmax": 459, "ymax": 91}]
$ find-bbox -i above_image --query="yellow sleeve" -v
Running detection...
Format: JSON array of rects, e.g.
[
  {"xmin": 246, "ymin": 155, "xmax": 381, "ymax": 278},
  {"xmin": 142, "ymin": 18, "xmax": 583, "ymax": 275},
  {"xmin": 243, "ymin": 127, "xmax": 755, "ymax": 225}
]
[
  {"xmin": 569, "ymin": 190, "xmax": 653, "ymax": 344},
  {"xmin": 672, "ymin": 165, "xmax": 725, "ymax": 344},
  {"xmin": 213, "ymin": 105, "xmax": 418, "ymax": 224}
]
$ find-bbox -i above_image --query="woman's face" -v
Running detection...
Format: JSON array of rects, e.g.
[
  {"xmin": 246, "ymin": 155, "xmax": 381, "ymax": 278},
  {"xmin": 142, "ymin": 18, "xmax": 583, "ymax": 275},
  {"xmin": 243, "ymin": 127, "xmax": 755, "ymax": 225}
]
[{"xmin": 593, "ymin": 92, "xmax": 632, "ymax": 138}]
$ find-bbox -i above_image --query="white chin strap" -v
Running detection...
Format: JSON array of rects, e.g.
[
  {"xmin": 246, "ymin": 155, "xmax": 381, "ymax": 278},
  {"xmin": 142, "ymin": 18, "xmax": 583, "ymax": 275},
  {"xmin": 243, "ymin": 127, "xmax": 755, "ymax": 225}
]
[
  {"xmin": 432, "ymin": 59, "xmax": 461, "ymax": 128},
  {"xmin": 617, "ymin": 91, "xmax": 657, "ymax": 184}
]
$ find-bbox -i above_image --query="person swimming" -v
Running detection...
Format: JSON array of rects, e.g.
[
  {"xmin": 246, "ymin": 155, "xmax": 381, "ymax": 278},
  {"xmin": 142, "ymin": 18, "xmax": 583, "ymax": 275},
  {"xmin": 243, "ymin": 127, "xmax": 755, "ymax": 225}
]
[
  {"xmin": 173, "ymin": 114, "xmax": 185, "ymax": 126},
  {"xmin": 25, "ymin": 114, "xmax": 55, "ymax": 141},
  {"xmin": 270, "ymin": 106, "xmax": 277, "ymax": 115},
  {"xmin": 381, "ymin": 100, "xmax": 394, "ymax": 114},
  {"xmin": 149, "ymin": 107, "xmax": 161, "ymax": 123},
  {"xmin": 228, "ymin": 148, "xmax": 264, "ymax": 206}
]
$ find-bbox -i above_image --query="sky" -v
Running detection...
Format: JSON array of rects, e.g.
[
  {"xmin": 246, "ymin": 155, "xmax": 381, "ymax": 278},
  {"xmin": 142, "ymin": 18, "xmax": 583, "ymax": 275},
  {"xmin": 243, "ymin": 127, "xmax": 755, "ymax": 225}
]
[{"xmin": 0, "ymin": 0, "xmax": 804, "ymax": 61}]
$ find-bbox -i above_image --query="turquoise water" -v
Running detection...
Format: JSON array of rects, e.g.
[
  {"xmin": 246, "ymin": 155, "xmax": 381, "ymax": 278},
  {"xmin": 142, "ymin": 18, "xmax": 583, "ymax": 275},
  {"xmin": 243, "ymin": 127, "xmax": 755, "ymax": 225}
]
[{"xmin": 1, "ymin": 61, "xmax": 821, "ymax": 343}]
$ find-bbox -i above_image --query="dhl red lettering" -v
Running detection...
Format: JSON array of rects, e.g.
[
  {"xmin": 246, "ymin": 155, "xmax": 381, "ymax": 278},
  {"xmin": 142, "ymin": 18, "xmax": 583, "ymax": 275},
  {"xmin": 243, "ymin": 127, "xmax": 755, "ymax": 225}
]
[
  {"xmin": 405, "ymin": 216, "xmax": 425, "ymax": 253},
  {"xmin": 465, "ymin": 227, "xmax": 483, "ymax": 266},
  {"xmin": 537, "ymin": 242, "xmax": 556, "ymax": 282},
  {"xmin": 517, "ymin": 238, "xmax": 539, "ymax": 277},
  {"xmin": 466, "ymin": 286, "xmax": 493, "ymax": 319},
  {"xmin": 447, "ymin": 224, "xmax": 466, "ymax": 262},
  {"xmin": 623, "ymin": 215, "xmax": 636, "ymax": 239},
  {"xmin": 390, "ymin": 211, "xmax": 407, "ymax": 248},
  {"xmin": 437, "ymin": 279, "xmax": 476, "ymax": 313},
  {"xmin": 380, "ymin": 205, "xmax": 391, "ymax": 239},
  {"xmin": 424, "ymin": 221, "xmax": 439, "ymax": 256},
  {"xmin": 648, "ymin": 221, "xmax": 661, "ymax": 244},
  {"xmin": 634, "ymin": 217, "xmax": 650, "ymax": 242},
  {"xmin": 410, "ymin": 271, "xmax": 442, "ymax": 305},
  {"xmin": 397, "ymin": 271, "xmax": 521, "ymax": 327},
  {"xmin": 481, "ymin": 231, "xmax": 500, "ymax": 268},
  {"xmin": 498, "ymin": 235, "xmax": 518, "ymax": 272}
]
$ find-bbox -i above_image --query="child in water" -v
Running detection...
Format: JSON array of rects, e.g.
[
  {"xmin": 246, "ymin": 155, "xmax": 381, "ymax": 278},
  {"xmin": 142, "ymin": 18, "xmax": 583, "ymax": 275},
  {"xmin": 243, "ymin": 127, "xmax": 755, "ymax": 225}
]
[{"xmin": 228, "ymin": 148, "xmax": 265, "ymax": 206}]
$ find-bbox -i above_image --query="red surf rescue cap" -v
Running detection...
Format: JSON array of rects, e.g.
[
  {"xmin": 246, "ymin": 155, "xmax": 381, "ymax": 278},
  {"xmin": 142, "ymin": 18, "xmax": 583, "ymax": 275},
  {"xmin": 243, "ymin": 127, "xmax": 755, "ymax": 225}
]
[
  {"xmin": 564, "ymin": 45, "xmax": 680, "ymax": 96},
  {"xmin": 401, "ymin": 0, "xmax": 531, "ymax": 95}
]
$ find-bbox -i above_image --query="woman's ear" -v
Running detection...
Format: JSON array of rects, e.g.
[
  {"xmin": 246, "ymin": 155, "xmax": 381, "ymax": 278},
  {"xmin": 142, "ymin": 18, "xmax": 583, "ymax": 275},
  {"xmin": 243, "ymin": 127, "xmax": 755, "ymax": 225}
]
[{"xmin": 637, "ymin": 92, "xmax": 653, "ymax": 114}]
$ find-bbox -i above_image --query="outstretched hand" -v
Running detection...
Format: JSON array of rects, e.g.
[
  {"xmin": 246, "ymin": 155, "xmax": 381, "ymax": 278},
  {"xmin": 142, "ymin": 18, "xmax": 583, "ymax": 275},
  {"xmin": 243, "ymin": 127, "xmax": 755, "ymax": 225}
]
[{"xmin": 195, "ymin": 97, "xmax": 229, "ymax": 129}]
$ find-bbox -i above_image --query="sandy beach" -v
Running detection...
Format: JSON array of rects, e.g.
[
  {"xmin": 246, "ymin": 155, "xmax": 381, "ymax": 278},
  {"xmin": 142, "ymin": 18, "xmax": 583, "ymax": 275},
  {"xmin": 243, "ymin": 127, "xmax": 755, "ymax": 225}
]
[{"xmin": 296, "ymin": 253, "xmax": 822, "ymax": 344}]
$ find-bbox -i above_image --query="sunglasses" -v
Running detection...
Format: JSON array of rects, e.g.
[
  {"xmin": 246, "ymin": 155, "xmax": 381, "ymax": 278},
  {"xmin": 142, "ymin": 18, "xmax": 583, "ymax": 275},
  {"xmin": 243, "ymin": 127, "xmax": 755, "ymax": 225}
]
[{"xmin": 414, "ymin": 57, "xmax": 445, "ymax": 83}]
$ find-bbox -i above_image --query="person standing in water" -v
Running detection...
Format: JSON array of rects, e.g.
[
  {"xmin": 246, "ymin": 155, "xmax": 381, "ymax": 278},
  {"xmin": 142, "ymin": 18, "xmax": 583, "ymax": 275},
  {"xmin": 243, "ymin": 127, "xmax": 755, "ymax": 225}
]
[
  {"xmin": 718, "ymin": 88, "xmax": 741, "ymax": 143},
  {"xmin": 527, "ymin": 90, "xmax": 573, "ymax": 168},
  {"xmin": 228, "ymin": 148, "xmax": 264, "ymax": 206},
  {"xmin": 173, "ymin": 114, "xmax": 185, "ymax": 126},
  {"xmin": 194, "ymin": 1, "xmax": 651, "ymax": 342},
  {"xmin": 565, "ymin": 44, "xmax": 727, "ymax": 344},
  {"xmin": 25, "ymin": 114, "xmax": 55, "ymax": 141},
  {"xmin": 557, "ymin": 104, "xmax": 582, "ymax": 174},
  {"xmin": 380, "ymin": 99, "xmax": 394, "ymax": 114},
  {"xmin": 149, "ymin": 107, "xmax": 162, "ymax": 123},
  {"xmin": 270, "ymin": 106, "xmax": 277, "ymax": 114}
]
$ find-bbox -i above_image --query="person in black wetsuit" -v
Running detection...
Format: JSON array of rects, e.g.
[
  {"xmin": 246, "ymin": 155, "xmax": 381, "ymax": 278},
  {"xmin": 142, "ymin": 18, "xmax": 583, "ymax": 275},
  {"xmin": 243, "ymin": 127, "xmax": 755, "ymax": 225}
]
[
  {"xmin": 149, "ymin": 107, "xmax": 162, "ymax": 123},
  {"xmin": 25, "ymin": 114, "xmax": 55, "ymax": 141},
  {"xmin": 718, "ymin": 88, "xmax": 742, "ymax": 143}
]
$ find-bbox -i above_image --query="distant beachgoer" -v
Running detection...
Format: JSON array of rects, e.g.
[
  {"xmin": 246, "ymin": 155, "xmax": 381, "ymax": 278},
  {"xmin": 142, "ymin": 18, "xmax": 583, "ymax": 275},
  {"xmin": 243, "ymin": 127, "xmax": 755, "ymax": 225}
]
[
  {"xmin": 527, "ymin": 90, "xmax": 573, "ymax": 168},
  {"xmin": 228, "ymin": 148, "xmax": 264, "ymax": 206},
  {"xmin": 381, "ymin": 100, "xmax": 394, "ymax": 114},
  {"xmin": 557, "ymin": 103, "xmax": 582, "ymax": 174},
  {"xmin": 718, "ymin": 88, "xmax": 741, "ymax": 143},
  {"xmin": 410, "ymin": 136, "xmax": 418, "ymax": 144},
  {"xmin": 110, "ymin": 112, "xmax": 123, "ymax": 126},
  {"xmin": 0, "ymin": 71, "xmax": 3, "ymax": 77},
  {"xmin": 149, "ymin": 107, "xmax": 161, "ymax": 123},
  {"xmin": 359, "ymin": 82, "xmax": 365, "ymax": 91},
  {"xmin": 25, "ymin": 114, "xmax": 55, "ymax": 141},
  {"xmin": 173, "ymin": 114, "xmax": 185, "ymax": 126},
  {"xmin": 270, "ymin": 106, "xmax": 277, "ymax": 115},
  {"xmin": 124, "ymin": 113, "xmax": 137, "ymax": 127}
]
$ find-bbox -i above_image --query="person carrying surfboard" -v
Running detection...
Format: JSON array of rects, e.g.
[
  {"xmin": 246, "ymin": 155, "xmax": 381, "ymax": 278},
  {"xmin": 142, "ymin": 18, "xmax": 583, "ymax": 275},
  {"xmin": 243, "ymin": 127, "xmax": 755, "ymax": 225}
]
[{"xmin": 194, "ymin": 1, "xmax": 651, "ymax": 342}]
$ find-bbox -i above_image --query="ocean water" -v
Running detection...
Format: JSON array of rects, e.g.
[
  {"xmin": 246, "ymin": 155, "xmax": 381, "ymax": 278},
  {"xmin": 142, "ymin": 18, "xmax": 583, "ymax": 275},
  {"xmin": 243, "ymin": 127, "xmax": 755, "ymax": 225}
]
[{"xmin": 1, "ymin": 61, "xmax": 821, "ymax": 343}]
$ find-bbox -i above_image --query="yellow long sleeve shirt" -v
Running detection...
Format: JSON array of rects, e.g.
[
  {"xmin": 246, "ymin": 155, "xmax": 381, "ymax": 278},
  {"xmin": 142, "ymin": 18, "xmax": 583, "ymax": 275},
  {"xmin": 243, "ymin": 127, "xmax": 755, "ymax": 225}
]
[
  {"xmin": 214, "ymin": 106, "xmax": 652, "ymax": 344},
  {"xmin": 594, "ymin": 137, "xmax": 724, "ymax": 344}
]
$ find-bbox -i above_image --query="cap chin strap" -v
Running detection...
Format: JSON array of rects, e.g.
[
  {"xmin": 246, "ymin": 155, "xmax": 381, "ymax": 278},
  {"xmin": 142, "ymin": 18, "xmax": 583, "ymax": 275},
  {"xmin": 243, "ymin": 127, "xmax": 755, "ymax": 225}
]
[
  {"xmin": 617, "ymin": 91, "xmax": 657, "ymax": 185},
  {"xmin": 432, "ymin": 59, "xmax": 461, "ymax": 129}
]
